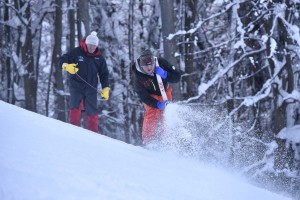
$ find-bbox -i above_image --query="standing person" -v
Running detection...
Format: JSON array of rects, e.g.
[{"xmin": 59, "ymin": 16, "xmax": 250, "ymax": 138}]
[
  {"xmin": 58, "ymin": 31, "xmax": 110, "ymax": 133},
  {"xmin": 132, "ymin": 49, "xmax": 181, "ymax": 143}
]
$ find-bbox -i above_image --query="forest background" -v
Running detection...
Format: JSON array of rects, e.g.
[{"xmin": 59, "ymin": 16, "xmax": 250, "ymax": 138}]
[{"xmin": 1, "ymin": 0, "xmax": 300, "ymax": 198}]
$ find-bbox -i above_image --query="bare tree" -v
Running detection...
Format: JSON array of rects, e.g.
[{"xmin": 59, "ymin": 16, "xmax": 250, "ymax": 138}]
[
  {"xmin": 181, "ymin": 0, "xmax": 198, "ymax": 99},
  {"xmin": 20, "ymin": 1, "xmax": 37, "ymax": 112},
  {"xmin": 1, "ymin": 0, "xmax": 15, "ymax": 104},
  {"xmin": 159, "ymin": 0, "xmax": 182, "ymax": 100},
  {"xmin": 77, "ymin": 0, "xmax": 90, "ymax": 39},
  {"xmin": 266, "ymin": 4, "xmax": 296, "ymax": 171},
  {"xmin": 52, "ymin": 0, "xmax": 65, "ymax": 121},
  {"xmin": 68, "ymin": 0, "xmax": 76, "ymax": 49}
]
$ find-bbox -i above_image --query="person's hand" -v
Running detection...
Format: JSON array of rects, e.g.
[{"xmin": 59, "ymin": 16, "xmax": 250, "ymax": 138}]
[
  {"xmin": 62, "ymin": 63, "xmax": 78, "ymax": 74},
  {"xmin": 157, "ymin": 100, "xmax": 172, "ymax": 110},
  {"xmin": 155, "ymin": 66, "xmax": 168, "ymax": 79},
  {"xmin": 100, "ymin": 87, "xmax": 110, "ymax": 100}
]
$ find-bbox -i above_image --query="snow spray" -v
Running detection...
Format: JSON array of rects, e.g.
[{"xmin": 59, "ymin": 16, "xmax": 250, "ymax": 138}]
[{"xmin": 160, "ymin": 102, "xmax": 233, "ymax": 165}]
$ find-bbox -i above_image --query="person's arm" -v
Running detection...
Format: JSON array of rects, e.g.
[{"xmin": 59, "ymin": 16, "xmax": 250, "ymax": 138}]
[
  {"xmin": 98, "ymin": 56, "xmax": 109, "ymax": 88},
  {"xmin": 98, "ymin": 56, "xmax": 110, "ymax": 100},
  {"xmin": 157, "ymin": 58, "xmax": 181, "ymax": 83},
  {"xmin": 58, "ymin": 53, "xmax": 69, "ymax": 68},
  {"xmin": 58, "ymin": 49, "xmax": 78, "ymax": 74},
  {"xmin": 58, "ymin": 48, "xmax": 76, "ymax": 67}
]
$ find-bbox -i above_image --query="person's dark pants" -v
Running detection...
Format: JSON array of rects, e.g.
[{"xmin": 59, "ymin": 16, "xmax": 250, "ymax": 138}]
[{"xmin": 69, "ymin": 99, "xmax": 99, "ymax": 133}]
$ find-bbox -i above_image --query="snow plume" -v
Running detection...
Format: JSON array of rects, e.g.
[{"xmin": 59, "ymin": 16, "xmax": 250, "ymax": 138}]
[
  {"xmin": 154, "ymin": 103, "xmax": 299, "ymax": 199},
  {"xmin": 160, "ymin": 103, "xmax": 232, "ymax": 165},
  {"xmin": 155, "ymin": 102, "xmax": 281, "ymax": 169},
  {"xmin": 160, "ymin": 103, "xmax": 267, "ymax": 168}
]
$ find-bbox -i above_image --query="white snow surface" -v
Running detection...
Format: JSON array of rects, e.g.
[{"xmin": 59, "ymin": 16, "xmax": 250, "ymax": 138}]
[{"xmin": 0, "ymin": 101, "xmax": 291, "ymax": 200}]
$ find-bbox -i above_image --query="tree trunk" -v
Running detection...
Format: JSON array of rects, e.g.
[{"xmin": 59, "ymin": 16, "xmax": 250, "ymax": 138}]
[
  {"xmin": 52, "ymin": 0, "xmax": 65, "ymax": 121},
  {"xmin": 3, "ymin": 0, "xmax": 15, "ymax": 104},
  {"xmin": 77, "ymin": 0, "xmax": 90, "ymax": 40},
  {"xmin": 268, "ymin": 9, "xmax": 295, "ymax": 171},
  {"xmin": 68, "ymin": 0, "xmax": 76, "ymax": 49},
  {"xmin": 226, "ymin": 1, "xmax": 239, "ymax": 117},
  {"xmin": 182, "ymin": 0, "xmax": 197, "ymax": 99},
  {"xmin": 121, "ymin": 59, "xmax": 130, "ymax": 143},
  {"xmin": 159, "ymin": 0, "xmax": 182, "ymax": 100},
  {"xmin": 123, "ymin": 0, "xmax": 135, "ymax": 143},
  {"xmin": 128, "ymin": 0, "xmax": 134, "ymax": 63},
  {"xmin": 22, "ymin": 2, "xmax": 37, "ymax": 112}
]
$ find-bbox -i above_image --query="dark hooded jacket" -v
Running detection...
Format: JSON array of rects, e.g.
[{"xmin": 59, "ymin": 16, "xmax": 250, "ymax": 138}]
[
  {"xmin": 132, "ymin": 57, "xmax": 181, "ymax": 108},
  {"xmin": 58, "ymin": 39, "xmax": 109, "ymax": 115}
]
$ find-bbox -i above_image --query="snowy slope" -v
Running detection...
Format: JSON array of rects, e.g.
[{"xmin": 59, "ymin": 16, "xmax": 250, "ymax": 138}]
[{"xmin": 0, "ymin": 101, "xmax": 291, "ymax": 200}]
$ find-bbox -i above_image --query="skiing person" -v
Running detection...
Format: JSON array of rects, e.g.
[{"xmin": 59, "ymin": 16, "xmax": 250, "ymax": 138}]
[
  {"xmin": 132, "ymin": 49, "xmax": 181, "ymax": 143},
  {"xmin": 58, "ymin": 31, "xmax": 110, "ymax": 133}
]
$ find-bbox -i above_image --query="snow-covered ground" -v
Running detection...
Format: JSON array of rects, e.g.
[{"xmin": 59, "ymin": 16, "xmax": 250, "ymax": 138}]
[{"xmin": 0, "ymin": 101, "xmax": 292, "ymax": 200}]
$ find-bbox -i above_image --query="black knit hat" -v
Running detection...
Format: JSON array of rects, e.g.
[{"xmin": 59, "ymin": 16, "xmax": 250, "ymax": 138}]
[{"xmin": 139, "ymin": 49, "xmax": 154, "ymax": 66}]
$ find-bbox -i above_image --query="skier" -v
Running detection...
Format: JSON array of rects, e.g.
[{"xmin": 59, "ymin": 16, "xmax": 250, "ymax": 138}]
[
  {"xmin": 132, "ymin": 49, "xmax": 181, "ymax": 144},
  {"xmin": 58, "ymin": 31, "xmax": 110, "ymax": 133}
]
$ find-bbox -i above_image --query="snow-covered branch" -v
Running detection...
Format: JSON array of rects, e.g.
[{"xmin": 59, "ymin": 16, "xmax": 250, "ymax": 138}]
[
  {"xmin": 167, "ymin": 2, "xmax": 236, "ymax": 40},
  {"xmin": 185, "ymin": 47, "xmax": 266, "ymax": 103}
]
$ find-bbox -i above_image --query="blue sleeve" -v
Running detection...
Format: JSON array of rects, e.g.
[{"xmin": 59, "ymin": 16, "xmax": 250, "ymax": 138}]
[{"xmin": 157, "ymin": 58, "xmax": 181, "ymax": 83}]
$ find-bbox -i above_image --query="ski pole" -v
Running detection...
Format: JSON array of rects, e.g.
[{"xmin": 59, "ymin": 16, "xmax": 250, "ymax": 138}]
[{"xmin": 155, "ymin": 57, "xmax": 168, "ymax": 101}]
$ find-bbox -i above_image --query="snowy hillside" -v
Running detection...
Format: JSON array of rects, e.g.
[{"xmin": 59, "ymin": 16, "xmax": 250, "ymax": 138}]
[{"xmin": 0, "ymin": 101, "xmax": 291, "ymax": 200}]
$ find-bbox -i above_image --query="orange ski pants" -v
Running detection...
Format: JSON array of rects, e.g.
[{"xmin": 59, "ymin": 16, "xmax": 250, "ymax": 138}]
[{"xmin": 142, "ymin": 86, "xmax": 172, "ymax": 143}]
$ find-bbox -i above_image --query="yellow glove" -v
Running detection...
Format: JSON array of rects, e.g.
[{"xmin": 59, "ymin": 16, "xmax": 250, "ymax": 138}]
[
  {"xmin": 62, "ymin": 63, "xmax": 78, "ymax": 74},
  {"xmin": 100, "ymin": 87, "xmax": 110, "ymax": 100}
]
